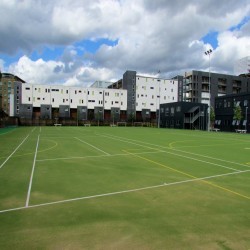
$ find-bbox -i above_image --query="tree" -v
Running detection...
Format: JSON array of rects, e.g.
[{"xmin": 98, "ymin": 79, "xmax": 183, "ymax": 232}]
[
  {"xmin": 210, "ymin": 106, "xmax": 215, "ymax": 128},
  {"xmin": 233, "ymin": 105, "xmax": 243, "ymax": 128}
]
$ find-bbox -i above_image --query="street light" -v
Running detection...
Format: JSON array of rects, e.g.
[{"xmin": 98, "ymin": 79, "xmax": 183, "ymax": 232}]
[
  {"xmin": 158, "ymin": 81, "xmax": 161, "ymax": 128},
  {"xmin": 246, "ymin": 106, "xmax": 248, "ymax": 131},
  {"xmin": 204, "ymin": 49, "xmax": 212, "ymax": 131}
]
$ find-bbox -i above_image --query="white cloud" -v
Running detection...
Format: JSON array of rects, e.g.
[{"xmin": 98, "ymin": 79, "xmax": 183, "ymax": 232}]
[
  {"xmin": 9, "ymin": 55, "xmax": 117, "ymax": 87},
  {"xmin": 1, "ymin": 0, "xmax": 250, "ymax": 84}
]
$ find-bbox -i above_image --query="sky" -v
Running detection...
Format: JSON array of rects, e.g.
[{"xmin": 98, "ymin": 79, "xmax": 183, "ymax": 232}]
[{"xmin": 0, "ymin": 0, "xmax": 250, "ymax": 87}]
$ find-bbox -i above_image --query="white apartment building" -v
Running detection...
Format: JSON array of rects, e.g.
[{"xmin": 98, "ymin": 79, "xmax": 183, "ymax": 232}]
[
  {"xmin": 14, "ymin": 83, "xmax": 127, "ymax": 120},
  {"xmin": 122, "ymin": 71, "xmax": 180, "ymax": 120},
  {"xmin": 135, "ymin": 75, "xmax": 178, "ymax": 112}
]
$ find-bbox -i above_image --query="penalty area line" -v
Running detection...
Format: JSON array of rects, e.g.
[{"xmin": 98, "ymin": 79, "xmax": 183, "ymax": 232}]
[{"xmin": 0, "ymin": 169, "xmax": 249, "ymax": 214}]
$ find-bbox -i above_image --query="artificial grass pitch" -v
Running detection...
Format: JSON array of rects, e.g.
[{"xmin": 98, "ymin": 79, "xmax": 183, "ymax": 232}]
[{"xmin": 0, "ymin": 126, "xmax": 249, "ymax": 249}]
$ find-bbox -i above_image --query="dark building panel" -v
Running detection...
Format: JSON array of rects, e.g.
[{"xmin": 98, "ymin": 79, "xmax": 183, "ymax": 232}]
[
  {"xmin": 77, "ymin": 106, "xmax": 88, "ymax": 120},
  {"xmin": 110, "ymin": 107, "xmax": 120, "ymax": 122},
  {"xmin": 94, "ymin": 106, "xmax": 104, "ymax": 121},
  {"xmin": 19, "ymin": 104, "xmax": 33, "ymax": 119},
  {"xmin": 123, "ymin": 71, "xmax": 136, "ymax": 116},
  {"xmin": 59, "ymin": 105, "xmax": 70, "ymax": 118},
  {"xmin": 160, "ymin": 102, "xmax": 208, "ymax": 130},
  {"xmin": 40, "ymin": 105, "xmax": 52, "ymax": 119},
  {"xmin": 215, "ymin": 92, "xmax": 250, "ymax": 132}
]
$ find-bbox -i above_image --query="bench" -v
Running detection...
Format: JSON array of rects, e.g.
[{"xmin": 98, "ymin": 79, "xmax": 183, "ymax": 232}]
[
  {"xmin": 211, "ymin": 128, "xmax": 220, "ymax": 132},
  {"xmin": 84, "ymin": 124, "xmax": 91, "ymax": 127},
  {"xmin": 110, "ymin": 124, "xmax": 117, "ymax": 127},
  {"xmin": 54, "ymin": 123, "xmax": 62, "ymax": 126},
  {"xmin": 235, "ymin": 129, "xmax": 246, "ymax": 133}
]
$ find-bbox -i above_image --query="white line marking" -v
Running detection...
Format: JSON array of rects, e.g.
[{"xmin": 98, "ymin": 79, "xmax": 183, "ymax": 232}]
[
  {"xmin": 25, "ymin": 135, "xmax": 40, "ymax": 207},
  {"xmin": 36, "ymin": 150, "xmax": 164, "ymax": 162},
  {"xmin": 1, "ymin": 169, "xmax": 249, "ymax": 214},
  {"xmin": 101, "ymin": 133, "xmax": 250, "ymax": 168},
  {"xmin": 75, "ymin": 137, "xmax": 110, "ymax": 156},
  {"xmin": 31, "ymin": 127, "xmax": 36, "ymax": 133},
  {"xmin": 0, "ymin": 134, "xmax": 30, "ymax": 170},
  {"xmin": 100, "ymin": 134, "xmax": 241, "ymax": 172}
]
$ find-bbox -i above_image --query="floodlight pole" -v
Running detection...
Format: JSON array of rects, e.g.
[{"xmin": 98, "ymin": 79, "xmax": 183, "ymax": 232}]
[
  {"xmin": 246, "ymin": 106, "xmax": 248, "ymax": 131},
  {"xmin": 204, "ymin": 49, "xmax": 212, "ymax": 131},
  {"xmin": 158, "ymin": 81, "xmax": 161, "ymax": 128}
]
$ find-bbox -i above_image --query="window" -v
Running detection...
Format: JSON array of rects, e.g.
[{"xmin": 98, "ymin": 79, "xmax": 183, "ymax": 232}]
[
  {"xmin": 176, "ymin": 106, "xmax": 181, "ymax": 112},
  {"xmin": 25, "ymin": 87, "xmax": 30, "ymax": 90},
  {"xmin": 165, "ymin": 108, "xmax": 169, "ymax": 116},
  {"xmin": 244, "ymin": 100, "xmax": 248, "ymax": 106},
  {"xmin": 170, "ymin": 107, "xmax": 174, "ymax": 116}
]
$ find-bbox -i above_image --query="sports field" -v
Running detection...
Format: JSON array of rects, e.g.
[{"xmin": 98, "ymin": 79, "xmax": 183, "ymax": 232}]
[{"xmin": 0, "ymin": 126, "xmax": 249, "ymax": 249}]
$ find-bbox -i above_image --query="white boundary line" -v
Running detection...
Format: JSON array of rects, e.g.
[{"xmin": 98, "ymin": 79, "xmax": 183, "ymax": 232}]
[
  {"xmin": 0, "ymin": 169, "xmax": 249, "ymax": 214},
  {"xmin": 0, "ymin": 134, "xmax": 30, "ymax": 170},
  {"xmin": 101, "ymin": 133, "xmax": 250, "ymax": 168},
  {"xmin": 99, "ymin": 134, "xmax": 242, "ymax": 172},
  {"xmin": 36, "ymin": 150, "xmax": 165, "ymax": 162},
  {"xmin": 75, "ymin": 137, "xmax": 110, "ymax": 156},
  {"xmin": 25, "ymin": 135, "xmax": 40, "ymax": 207}
]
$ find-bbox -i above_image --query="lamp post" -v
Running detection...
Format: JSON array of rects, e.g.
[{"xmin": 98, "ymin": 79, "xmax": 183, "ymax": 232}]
[
  {"xmin": 204, "ymin": 49, "xmax": 212, "ymax": 131},
  {"xmin": 246, "ymin": 106, "xmax": 248, "ymax": 131},
  {"xmin": 158, "ymin": 81, "xmax": 161, "ymax": 128}
]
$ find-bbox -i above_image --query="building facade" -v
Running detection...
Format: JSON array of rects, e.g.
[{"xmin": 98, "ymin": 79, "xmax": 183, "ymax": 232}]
[
  {"xmin": 214, "ymin": 92, "xmax": 250, "ymax": 132},
  {"xmin": 12, "ymin": 83, "xmax": 127, "ymax": 122},
  {"xmin": 160, "ymin": 102, "xmax": 208, "ymax": 130},
  {"xmin": 184, "ymin": 70, "xmax": 250, "ymax": 109},
  {"xmin": 122, "ymin": 70, "xmax": 181, "ymax": 121},
  {"xmin": 0, "ymin": 73, "xmax": 25, "ymax": 115}
]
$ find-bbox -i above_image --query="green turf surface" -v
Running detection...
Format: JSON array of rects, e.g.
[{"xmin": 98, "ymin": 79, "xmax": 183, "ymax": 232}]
[{"xmin": 0, "ymin": 126, "xmax": 249, "ymax": 249}]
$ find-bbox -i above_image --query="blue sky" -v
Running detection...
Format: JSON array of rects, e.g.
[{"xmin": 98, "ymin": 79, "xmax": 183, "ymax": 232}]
[{"xmin": 0, "ymin": 0, "xmax": 249, "ymax": 86}]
